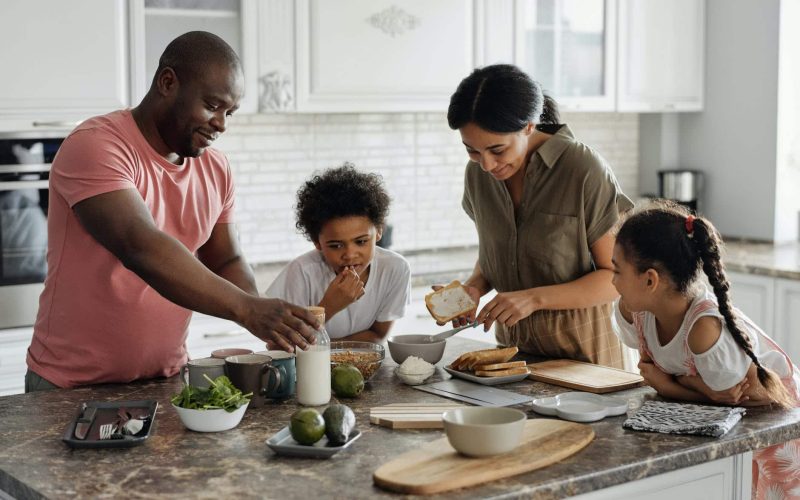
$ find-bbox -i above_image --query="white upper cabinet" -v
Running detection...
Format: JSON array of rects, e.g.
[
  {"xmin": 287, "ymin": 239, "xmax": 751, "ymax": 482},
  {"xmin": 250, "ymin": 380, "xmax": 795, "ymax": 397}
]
[
  {"xmin": 617, "ymin": 0, "xmax": 705, "ymax": 112},
  {"xmin": 515, "ymin": 0, "xmax": 617, "ymax": 111},
  {"xmin": 0, "ymin": 0, "xmax": 129, "ymax": 129},
  {"xmin": 260, "ymin": 0, "xmax": 476, "ymax": 113},
  {"xmin": 129, "ymin": 0, "xmax": 259, "ymax": 113}
]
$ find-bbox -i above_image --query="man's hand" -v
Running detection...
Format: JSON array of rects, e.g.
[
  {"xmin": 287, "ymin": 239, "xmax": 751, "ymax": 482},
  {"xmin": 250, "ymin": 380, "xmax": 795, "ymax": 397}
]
[
  {"xmin": 430, "ymin": 284, "xmax": 481, "ymax": 327},
  {"xmin": 319, "ymin": 267, "xmax": 365, "ymax": 319},
  {"xmin": 475, "ymin": 289, "xmax": 539, "ymax": 331},
  {"xmin": 240, "ymin": 297, "xmax": 320, "ymax": 352}
]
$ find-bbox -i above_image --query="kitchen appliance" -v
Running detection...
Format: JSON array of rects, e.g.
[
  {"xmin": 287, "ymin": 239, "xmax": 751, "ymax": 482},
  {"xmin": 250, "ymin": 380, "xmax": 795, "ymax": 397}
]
[
  {"xmin": 658, "ymin": 169, "xmax": 704, "ymax": 213},
  {"xmin": 0, "ymin": 133, "xmax": 64, "ymax": 329}
]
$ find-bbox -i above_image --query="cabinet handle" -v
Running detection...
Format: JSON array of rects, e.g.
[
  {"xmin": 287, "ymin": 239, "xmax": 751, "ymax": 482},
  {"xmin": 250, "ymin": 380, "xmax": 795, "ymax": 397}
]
[
  {"xmin": 31, "ymin": 120, "xmax": 81, "ymax": 128},
  {"xmin": 203, "ymin": 329, "xmax": 248, "ymax": 339}
]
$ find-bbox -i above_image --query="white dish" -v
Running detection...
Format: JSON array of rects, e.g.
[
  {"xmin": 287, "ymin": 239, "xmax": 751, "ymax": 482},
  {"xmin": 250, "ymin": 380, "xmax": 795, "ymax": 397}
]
[
  {"xmin": 173, "ymin": 402, "xmax": 248, "ymax": 432},
  {"xmin": 444, "ymin": 366, "xmax": 529, "ymax": 386},
  {"xmin": 531, "ymin": 392, "xmax": 628, "ymax": 423}
]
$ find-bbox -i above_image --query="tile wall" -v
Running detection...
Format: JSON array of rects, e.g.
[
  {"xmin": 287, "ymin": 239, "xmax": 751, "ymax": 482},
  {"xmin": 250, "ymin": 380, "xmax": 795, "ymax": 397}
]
[{"xmin": 215, "ymin": 112, "xmax": 639, "ymax": 265}]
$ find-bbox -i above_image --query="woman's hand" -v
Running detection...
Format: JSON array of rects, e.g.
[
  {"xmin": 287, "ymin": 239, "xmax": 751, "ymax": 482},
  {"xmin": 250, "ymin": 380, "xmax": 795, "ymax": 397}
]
[
  {"xmin": 430, "ymin": 284, "xmax": 481, "ymax": 327},
  {"xmin": 475, "ymin": 289, "xmax": 540, "ymax": 331},
  {"xmin": 319, "ymin": 267, "xmax": 365, "ymax": 318}
]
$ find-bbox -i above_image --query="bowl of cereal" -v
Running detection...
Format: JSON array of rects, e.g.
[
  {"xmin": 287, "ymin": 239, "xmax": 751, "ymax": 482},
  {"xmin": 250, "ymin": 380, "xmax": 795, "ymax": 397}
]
[{"xmin": 330, "ymin": 341, "xmax": 385, "ymax": 382}]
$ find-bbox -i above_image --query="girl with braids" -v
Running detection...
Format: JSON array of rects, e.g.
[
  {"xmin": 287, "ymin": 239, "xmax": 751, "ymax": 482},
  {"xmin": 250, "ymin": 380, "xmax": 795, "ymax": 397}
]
[
  {"xmin": 611, "ymin": 200, "xmax": 799, "ymax": 499},
  {"xmin": 266, "ymin": 164, "xmax": 410, "ymax": 342}
]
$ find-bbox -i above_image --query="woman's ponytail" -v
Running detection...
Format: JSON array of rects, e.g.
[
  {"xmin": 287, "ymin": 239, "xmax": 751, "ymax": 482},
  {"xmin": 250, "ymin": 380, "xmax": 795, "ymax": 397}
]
[{"xmin": 692, "ymin": 219, "xmax": 795, "ymax": 408}]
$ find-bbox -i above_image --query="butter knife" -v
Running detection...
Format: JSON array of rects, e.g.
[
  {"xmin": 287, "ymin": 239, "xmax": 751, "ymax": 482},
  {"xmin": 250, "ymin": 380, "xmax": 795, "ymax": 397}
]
[
  {"xmin": 74, "ymin": 404, "xmax": 97, "ymax": 440},
  {"xmin": 426, "ymin": 321, "xmax": 479, "ymax": 343}
]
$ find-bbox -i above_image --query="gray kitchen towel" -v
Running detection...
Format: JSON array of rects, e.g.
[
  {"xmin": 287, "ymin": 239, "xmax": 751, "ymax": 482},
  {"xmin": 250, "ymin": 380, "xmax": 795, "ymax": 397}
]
[{"xmin": 623, "ymin": 400, "xmax": 746, "ymax": 438}]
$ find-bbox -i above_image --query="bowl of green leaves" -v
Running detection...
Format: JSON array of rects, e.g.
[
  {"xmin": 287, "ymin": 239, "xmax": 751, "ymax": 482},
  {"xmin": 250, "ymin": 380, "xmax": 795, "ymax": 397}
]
[{"xmin": 171, "ymin": 374, "xmax": 252, "ymax": 432}]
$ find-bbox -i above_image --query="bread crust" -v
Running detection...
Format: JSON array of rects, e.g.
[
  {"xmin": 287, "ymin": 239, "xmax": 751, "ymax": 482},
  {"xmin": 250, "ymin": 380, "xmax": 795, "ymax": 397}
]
[
  {"xmin": 472, "ymin": 360, "xmax": 527, "ymax": 371},
  {"xmin": 425, "ymin": 281, "xmax": 477, "ymax": 323},
  {"xmin": 448, "ymin": 347, "xmax": 519, "ymax": 371},
  {"xmin": 474, "ymin": 366, "xmax": 530, "ymax": 377}
]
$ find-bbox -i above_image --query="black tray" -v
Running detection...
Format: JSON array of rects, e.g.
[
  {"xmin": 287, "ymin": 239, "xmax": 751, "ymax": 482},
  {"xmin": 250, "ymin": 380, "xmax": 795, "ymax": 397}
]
[{"xmin": 62, "ymin": 400, "xmax": 158, "ymax": 449}]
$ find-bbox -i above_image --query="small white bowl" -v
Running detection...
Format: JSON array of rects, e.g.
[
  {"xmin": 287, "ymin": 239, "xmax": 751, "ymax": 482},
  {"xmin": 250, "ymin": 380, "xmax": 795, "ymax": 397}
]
[
  {"xmin": 172, "ymin": 403, "xmax": 248, "ymax": 432},
  {"xmin": 442, "ymin": 407, "xmax": 526, "ymax": 457},
  {"xmin": 394, "ymin": 366, "xmax": 435, "ymax": 385}
]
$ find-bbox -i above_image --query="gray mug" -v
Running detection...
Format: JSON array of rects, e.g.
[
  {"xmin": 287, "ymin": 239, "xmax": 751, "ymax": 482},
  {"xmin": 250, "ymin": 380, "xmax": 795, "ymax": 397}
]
[
  {"xmin": 225, "ymin": 354, "xmax": 282, "ymax": 408},
  {"xmin": 258, "ymin": 350, "xmax": 296, "ymax": 399},
  {"xmin": 180, "ymin": 357, "xmax": 226, "ymax": 389}
]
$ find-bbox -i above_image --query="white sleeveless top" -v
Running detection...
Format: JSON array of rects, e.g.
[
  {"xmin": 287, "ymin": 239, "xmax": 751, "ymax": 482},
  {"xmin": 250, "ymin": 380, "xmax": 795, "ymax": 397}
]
[{"xmin": 613, "ymin": 288, "xmax": 795, "ymax": 391}]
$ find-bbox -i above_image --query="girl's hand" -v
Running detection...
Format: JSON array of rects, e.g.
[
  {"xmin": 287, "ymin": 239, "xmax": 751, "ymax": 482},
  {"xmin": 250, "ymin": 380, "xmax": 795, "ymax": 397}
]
[
  {"xmin": 637, "ymin": 359, "xmax": 673, "ymax": 390},
  {"xmin": 475, "ymin": 289, "xmax": 539, "ymax": 331},
  {"xmin": 430, "ymin": 284, "xmax": 481, "ymax": 327},
  {"xmin": 320, "ymin": 267, "xmax": 365, "ymax": 317},
  {"xmin": 677, "ymin": 374, "xmax": 750, "ymax": 405}
]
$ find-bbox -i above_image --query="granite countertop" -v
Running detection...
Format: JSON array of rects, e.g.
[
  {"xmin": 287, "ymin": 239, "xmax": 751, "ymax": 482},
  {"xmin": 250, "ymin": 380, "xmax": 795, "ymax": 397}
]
[
  {"xmin": 722, "ymin": 240, "xmax": 800, "ymax": 280},
  {"xmin": 2, "ymin": 338, "xmax": 799, "ymax": 500}
]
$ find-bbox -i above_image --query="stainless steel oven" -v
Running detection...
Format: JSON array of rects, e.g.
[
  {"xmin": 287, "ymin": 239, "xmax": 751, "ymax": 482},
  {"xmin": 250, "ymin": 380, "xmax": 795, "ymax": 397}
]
[{"xmin": 0, "ymin": 133, "xmax": 64, "ymax": 329}]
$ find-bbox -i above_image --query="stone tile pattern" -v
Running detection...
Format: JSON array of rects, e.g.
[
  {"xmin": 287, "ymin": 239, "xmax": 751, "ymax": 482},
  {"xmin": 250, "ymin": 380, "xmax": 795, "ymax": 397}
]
[
  {"xmin": 215, "ymin": 112, "xmax": 639, "ymax": 264},
  {"xmin": 2, "ymin": 338, "xmax": 799, "ymax": 500}
]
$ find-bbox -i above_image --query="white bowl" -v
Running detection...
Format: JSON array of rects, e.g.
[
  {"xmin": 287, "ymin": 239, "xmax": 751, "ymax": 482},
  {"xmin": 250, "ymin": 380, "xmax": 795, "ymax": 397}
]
[
  {"xmin": 394, "ymin": 366, "xmax": 435, "ymax": 385},
  {"xmin": 172, "ymin": 403, "xmax": 248, "ymax": 432},
  {"xmin": 442, "ymin": 407, "xmax": 526, "ymax": 457}
]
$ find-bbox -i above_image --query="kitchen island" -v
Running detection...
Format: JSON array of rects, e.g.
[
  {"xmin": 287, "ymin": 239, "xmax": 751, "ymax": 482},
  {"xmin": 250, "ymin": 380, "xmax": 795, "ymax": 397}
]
[{"xmin": 1, "ymin": 337, "xmax": 799, "ymax": 500}]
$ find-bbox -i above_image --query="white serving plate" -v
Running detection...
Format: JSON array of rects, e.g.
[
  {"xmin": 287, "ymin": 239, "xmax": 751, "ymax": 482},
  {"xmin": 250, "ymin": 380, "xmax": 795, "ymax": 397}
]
[
  {"xmin": 444, "ymin": 366, "xmax": 529, "ymax": 386},
  {"xmin": 531, "ymin": 392, "xmax": 629, "ymax": 423}
]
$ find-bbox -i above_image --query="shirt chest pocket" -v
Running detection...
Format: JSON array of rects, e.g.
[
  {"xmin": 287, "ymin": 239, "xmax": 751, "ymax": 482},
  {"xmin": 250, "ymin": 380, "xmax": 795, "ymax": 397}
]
[{"xmin": 523, "ymin": 212, "xmax": 580, "ymax": 282}]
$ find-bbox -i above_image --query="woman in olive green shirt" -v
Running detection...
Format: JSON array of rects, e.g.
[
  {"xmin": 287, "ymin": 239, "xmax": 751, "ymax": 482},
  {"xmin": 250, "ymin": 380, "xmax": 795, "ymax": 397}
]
[{"xmin": 445, "ymin": 64, "xmax": 633, "ymax": 368}]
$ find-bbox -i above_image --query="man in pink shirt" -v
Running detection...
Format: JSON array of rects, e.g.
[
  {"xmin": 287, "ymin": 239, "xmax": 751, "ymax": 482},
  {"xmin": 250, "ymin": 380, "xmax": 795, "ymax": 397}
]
[{"xmin": 26, "ymin": 31, "xmax": 318, "ymax": 390}]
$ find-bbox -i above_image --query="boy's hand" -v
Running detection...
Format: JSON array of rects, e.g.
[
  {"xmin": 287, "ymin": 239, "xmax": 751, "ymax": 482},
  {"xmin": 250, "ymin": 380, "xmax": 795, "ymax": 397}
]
[{"xmin": 320, "ymin": 266, "xmax": 365, "ymax": 317}]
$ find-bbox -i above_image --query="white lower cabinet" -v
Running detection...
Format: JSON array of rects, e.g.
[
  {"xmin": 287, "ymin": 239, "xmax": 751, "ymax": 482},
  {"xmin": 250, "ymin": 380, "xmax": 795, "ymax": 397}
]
[
  {"xmin": 774, "ymin": 278, "xmax": 800, "ymax": 369},
  {"xmin": 572, "ymin": 452, "xmax": 752, "ymax": 500},
  {"xmin": 0, "ymin": 327, "xmax": 34, "ymax": 396}
]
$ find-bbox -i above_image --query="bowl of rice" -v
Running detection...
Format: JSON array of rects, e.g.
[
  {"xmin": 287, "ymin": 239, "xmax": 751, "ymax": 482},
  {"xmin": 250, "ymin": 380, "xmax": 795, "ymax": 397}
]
[
  {"xmin": 330, "ymin": 341, "xmax": 385, "ymax": 381},
  {"xmin": 394, "ymin": 356, "xmax": 436, "ymax": 385}
]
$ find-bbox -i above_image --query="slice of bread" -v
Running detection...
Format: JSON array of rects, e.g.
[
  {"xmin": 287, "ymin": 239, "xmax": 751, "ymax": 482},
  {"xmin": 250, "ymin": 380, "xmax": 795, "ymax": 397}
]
[
  {"xmin": 449, "ymin": 347, "xmax": 499, "ymax": 371},
  {"xmin": 464, "ymin": 347, "xmax": 518, "ymax": 370},
  {"xmin": 472, "ymin": 360, "xmax": 527, "ymax": 371},
  {"xmin": 425, "ymin": 281, "xmax": 477, "ymax": 323},
  {"xmin": 475, "ymin": 366, "xmax": 530, "ymax": 377}
]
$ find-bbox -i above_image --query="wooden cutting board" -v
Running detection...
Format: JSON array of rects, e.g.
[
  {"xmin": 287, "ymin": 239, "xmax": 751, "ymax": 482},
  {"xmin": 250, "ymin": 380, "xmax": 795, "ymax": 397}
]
[
  {"xmin": 527, "ymin": 359, "xmax": 644, "ymax": 393},
  {"xmin": 373, "ymin": 419, "xmax": 594, "ymax": 495},
  {"xmin": 369, "ymin": 403, "xmax": 466, "ymax": 429}
]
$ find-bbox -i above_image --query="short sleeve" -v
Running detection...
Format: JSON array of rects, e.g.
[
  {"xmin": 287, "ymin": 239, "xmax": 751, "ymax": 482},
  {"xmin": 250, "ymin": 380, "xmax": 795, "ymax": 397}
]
[
  {"xmin": 461, "ymin": 162, "xmax": 476, "ymax": 221},
  {"xmin": 611, "ymin": 298, "xmax": 640, "ymax": 349},
  {"xmin": 264, "ymin": 260, "xmax": 313, "ymax": 307},
  {"xmin": 215, "ymin": 153, "xmax": 236, "ymax": 224},
  {"xmin": 582, "ymin": 154, "xmax": 634, "ymax": 245},
  {"xmin": 693, "ymin": 322, "xmax": 752, "ymax": 391},
  {"xmin": 375, "ymin": 256, "xmax": 411, "ymax": 322},
  {"xmin": 50, "ymin": 128, "xmax": 137, "ymax": 207}
]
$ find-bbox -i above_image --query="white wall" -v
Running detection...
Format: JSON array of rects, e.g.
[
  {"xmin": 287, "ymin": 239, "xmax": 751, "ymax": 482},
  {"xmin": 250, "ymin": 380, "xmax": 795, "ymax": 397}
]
[{"xmin": 215, "ymin": 111, "xmax": 639, "ymax": 265}]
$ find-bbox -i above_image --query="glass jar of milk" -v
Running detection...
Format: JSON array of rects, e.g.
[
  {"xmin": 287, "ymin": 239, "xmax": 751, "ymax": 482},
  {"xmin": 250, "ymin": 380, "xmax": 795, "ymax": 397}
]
[{"xmin": 296, "ymin": 306, "xmax": 331, "ymax": 406}]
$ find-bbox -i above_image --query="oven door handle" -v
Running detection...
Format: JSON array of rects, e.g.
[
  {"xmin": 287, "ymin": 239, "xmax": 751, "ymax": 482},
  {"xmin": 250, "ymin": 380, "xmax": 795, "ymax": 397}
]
[{"xmin": 0, "ymin": 180, "xmax": 49, "ymax": 191}]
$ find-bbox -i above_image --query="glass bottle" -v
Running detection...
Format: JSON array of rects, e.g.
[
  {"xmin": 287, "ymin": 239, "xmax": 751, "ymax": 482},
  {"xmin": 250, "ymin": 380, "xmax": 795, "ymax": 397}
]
[{"xmin": 295, "ymin": 306, "xmax": 331, "ymax": 406}]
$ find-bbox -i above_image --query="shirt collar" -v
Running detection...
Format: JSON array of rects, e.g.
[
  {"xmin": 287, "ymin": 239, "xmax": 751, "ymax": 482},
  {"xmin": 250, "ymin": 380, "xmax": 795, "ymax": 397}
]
[{"xmin": 531, "ymin": 124, "xmax": 574, "ymax": 170}]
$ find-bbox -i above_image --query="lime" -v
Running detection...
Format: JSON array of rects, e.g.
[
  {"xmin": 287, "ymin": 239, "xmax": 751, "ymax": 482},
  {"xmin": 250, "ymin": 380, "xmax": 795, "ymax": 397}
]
[
  {"xmin": 289, "ymin": 408, "xmax": 326, "ymax": 445},
  {"xmin": 331, "ymin": 364, "xmax": 365, "ymax": 398}
]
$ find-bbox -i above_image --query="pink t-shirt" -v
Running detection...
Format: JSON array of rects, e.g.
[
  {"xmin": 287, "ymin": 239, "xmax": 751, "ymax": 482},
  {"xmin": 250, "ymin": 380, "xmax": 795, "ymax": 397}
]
[{"xmin": 27, "ymin": 110, "xmax": 235, "ymax": 388}]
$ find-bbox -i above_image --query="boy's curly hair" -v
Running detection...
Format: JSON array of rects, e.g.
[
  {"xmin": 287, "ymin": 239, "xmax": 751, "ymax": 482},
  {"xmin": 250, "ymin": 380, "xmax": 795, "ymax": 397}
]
[{"xmin": 295, "ymin": 163, "xmax": 391, "ymax": 242}]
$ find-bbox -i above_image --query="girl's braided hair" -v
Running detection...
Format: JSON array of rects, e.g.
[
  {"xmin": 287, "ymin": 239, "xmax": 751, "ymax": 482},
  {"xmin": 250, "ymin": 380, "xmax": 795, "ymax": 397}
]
[{"xmin": 616, "ymin": 200, "xmax": 794, "ymax": 408}]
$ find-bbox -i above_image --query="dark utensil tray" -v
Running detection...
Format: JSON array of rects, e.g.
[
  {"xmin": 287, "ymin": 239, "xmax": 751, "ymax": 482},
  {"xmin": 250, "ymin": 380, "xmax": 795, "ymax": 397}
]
[{"xmin": 62, "ymin": 399, "xmax": 158, "ymax": 449}]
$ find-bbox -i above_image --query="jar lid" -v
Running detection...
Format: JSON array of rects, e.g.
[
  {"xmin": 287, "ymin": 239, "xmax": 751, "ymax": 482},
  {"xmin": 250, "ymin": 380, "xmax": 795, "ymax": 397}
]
[{"xmin": 305, "ymin": 306, "xmax": 325, "ymax": 322}]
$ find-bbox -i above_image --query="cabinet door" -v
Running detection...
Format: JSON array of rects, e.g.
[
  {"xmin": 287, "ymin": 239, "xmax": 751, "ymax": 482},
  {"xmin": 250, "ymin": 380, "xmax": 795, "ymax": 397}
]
[
  {"xmin": 727, "ymin": 271, "xmax": 775, "ymax": 337},
  {"xmin": 617, "ymin": 0, "xmax": 704, "ymax": 112},
  {"xmin": 515, "ymin": 0, "xmax": 617, "ymax": 111},
  {"xmin": 293, "ymin": 0, "xmax": 475, "ymax": 112},
  {"xmin": 0, "ymin": 0, "xmax": 128, "ymax": 120},
  {"xmin": 0, "ymin": 327, "xmax": 34, "ymax": 396},
  {"xmin": 774, "ymin": 278, "xmax": 800, "ymax": 365},
  {"xmin": 129, "ymin": 0, "xmax": 258, "ymax": 113}
]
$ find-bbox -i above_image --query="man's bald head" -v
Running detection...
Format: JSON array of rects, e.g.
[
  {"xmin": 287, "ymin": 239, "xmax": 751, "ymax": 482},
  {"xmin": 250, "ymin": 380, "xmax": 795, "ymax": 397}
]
[{"xmin": 152, "ymin": 31, "xmax": 241, "ymax": 87}]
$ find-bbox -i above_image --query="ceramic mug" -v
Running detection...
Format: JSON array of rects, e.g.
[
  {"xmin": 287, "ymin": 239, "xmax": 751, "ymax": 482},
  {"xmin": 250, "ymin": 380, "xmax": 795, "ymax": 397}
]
[
  {"xmin": 180, "ymin": 357, "xmax": 226, "ymax": 389},
  {"xmin": 211, "ymin": 347, "xmax": 253, "ymax": 359},
  {"xmin": 256, "ymin": 350, "xmax": 296, "ymax": 399},
  {"xmin": 224, "ymin": 354, "xmax": 282, "ymax": 408}
]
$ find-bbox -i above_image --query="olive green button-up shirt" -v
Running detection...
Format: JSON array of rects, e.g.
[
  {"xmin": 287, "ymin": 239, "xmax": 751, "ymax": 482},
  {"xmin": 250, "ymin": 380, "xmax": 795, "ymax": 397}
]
[{"xmin": 462, "ymin": 125, "xmax": 633, "ymax": 368}]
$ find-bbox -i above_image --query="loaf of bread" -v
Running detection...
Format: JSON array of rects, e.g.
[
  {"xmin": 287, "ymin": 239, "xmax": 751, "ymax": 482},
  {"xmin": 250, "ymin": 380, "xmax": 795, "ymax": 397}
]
[{"xmin": 425, "ymin": 281, "xmax": 477, "ymax": 323}]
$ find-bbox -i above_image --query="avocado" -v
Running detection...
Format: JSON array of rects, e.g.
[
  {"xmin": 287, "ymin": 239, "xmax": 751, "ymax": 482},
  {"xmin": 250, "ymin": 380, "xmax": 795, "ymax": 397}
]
[
  {"xmin": 290, "ymin": 408, "xmax": 326, "ymax": 445},
  {"xmin": 331, "ymin": 364, "xmax": 365, "ymax": 398},
  {"xmin": 323, "ymin": 404, "xmax": 356, "ymax": 445}
]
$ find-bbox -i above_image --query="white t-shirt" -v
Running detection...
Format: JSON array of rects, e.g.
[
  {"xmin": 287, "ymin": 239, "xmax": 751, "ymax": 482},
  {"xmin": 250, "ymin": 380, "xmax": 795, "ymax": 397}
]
[
  {"xmin": 265, "ymin": 247, "xmax": 411, "ymax": 339},
  {"xmin": 612, "ymin": 288, "xmax": 797, "ymax": 391}
]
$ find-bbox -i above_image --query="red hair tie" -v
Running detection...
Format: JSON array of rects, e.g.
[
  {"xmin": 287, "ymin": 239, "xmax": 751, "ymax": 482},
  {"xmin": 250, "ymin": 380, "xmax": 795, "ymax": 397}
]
[{"xmin": 685, "ymin": 215, "xmax": 695, "ymax": 237}]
